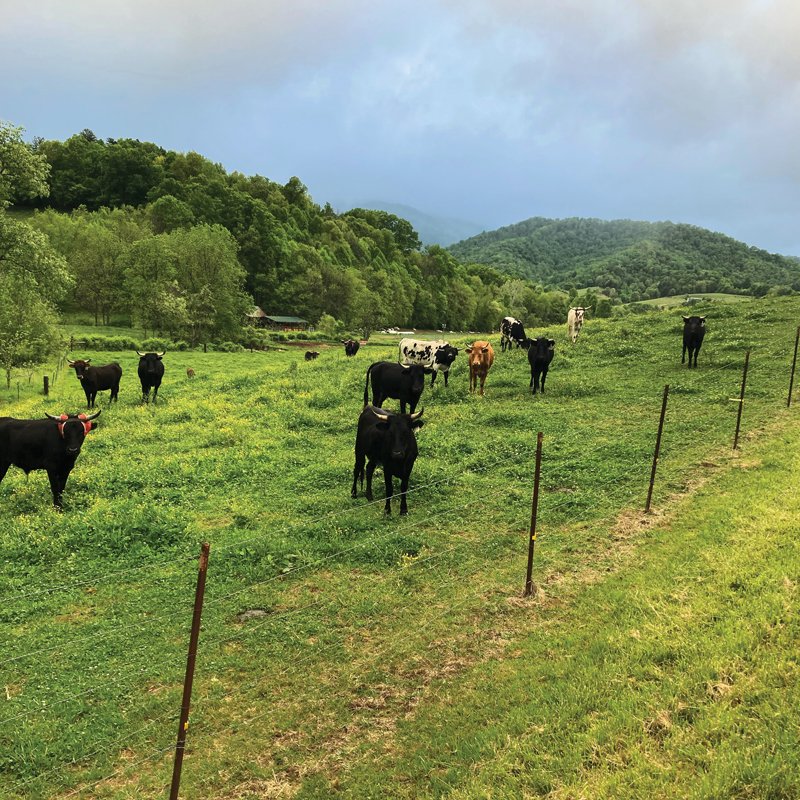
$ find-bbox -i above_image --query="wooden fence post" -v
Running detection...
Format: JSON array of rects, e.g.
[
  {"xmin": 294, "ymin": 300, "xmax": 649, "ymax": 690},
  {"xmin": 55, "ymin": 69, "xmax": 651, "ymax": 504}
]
[
  {"xmin": 788, "ymin": 326, "xmax": 800, "ymax": 408},
  {"xmin": 645, "ymin": 384, "xmax": 670, "ymax": 513}
]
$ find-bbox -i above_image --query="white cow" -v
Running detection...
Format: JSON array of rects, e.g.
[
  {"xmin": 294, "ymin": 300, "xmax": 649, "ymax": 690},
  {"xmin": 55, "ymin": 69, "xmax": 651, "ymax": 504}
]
[
  {"xmin": 398, "ymin": 338, "xmax": 459, "ymax": 387},
  {"xmin": 567, "ymin": 307, "xmax": 590, "ymax": 343}
]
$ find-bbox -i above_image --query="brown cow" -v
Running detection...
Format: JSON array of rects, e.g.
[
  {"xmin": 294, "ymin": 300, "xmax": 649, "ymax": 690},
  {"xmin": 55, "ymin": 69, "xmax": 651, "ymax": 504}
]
[
  {"xmin": 466, "ymin": 340, "xmax": 494, "ymax": 395},
  {"xmin": 186, "ymin": 368, "xmax": 195, "ymax": 378}
]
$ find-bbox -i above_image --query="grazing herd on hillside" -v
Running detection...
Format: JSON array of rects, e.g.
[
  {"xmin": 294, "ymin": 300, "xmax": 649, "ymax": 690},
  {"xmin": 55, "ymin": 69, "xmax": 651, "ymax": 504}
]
[{"xmin": 0, "ymin": 311, "xmax": 707, "ymax": 514}]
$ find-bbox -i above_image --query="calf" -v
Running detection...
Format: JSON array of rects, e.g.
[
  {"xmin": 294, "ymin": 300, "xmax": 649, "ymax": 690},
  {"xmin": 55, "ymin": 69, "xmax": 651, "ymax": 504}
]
[
  {"xmin": 528, "ymin": 337, "xmax": 556, "ymax": 394},
  {"xmin": 0, "ymin": 411, "xmax": 100, "ymax": 509},
  {"xmin": 68, "ymin": 359, "xmax": 122, "ymax": 408},
  {"xmin": 343, "ymin": 339, "xmax": 360, "ymax": 357},
  {"xmin": 466, "ymin": 340, "xmax": 495, "ymax": 395},
  {"xmin": 682, "ymin": 316, "xmax": 706, "ymax": 368},
  {"xmin": 567, "ymin": 307, "xmax": 590, "ymax": 343},
  {"xmin": 398, "ymin": 338, "xmax": 459, "ymax": 386},
  {"xmin": 364, "ymin": 361, "xmax": 425, "ymax": 414},
  {"xmin": 137, "ymin": 351, "xmax": 165, "ymax": 403},
  {"xmin": 304, "ymin": 351, "xmax": 320, "ymax": 361},
  {"xmin": 500, "ymin": 317, "xmax": 528, "ymax": 352},
  {"xmin": 351, "ymin": 405, "xmax": 424, "ymax": 515},
  {"xmin": 186, "ymin": 368, "xmax": 195, "ymax": 379}
]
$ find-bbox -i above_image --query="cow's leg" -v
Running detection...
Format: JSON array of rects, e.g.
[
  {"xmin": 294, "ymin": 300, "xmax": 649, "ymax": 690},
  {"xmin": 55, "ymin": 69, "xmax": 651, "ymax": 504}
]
[
  {"xmin": 153, "ymin": 385, "xmax": 159, "ymax": 404},
  {"xmin": 383, "ymin": 469, "xmax": 393, "ymax": 515},
  {"xmin": 541, "ymin": 369, "xmax": 547, "ymax": 393},
  {"xmin": 365, "ymin": 461, "xmax": 376, "ymax": 501},
  {"xmin": 0, "ymin": 460, "xmax": 9, "ymax": 486},
  {"xmin": 409, "ymin": 397, "xmax": 418, "ymax": 415},
  {"xmin": 351, "ymin": 454, "xmax": 364, "ymax": 498},
  {"xmin": 399, "ymin": 472, "xmax": 410, "ymax": 515},
  {"xmin": 400, "ymin": 399, "xmax": 407, "ymax": 414},
  {"xmin": 430, "ymin": 370, "xmax": 437, "ymax": 387},
  {"xmin": 47, "ymin": 469, "xmax": 64, "ymax": 511},
  {"xmin": 84, "ymin": 389, "xmax": 92, "ymax": 409},
  {"xmin": 479, "ymin": 371, "xmax": 486, "ymax": 396},
  {"xmin": 682, "ymin": 343, "xmax": 687, "ymax": 364},
  {"xmin": 443, "ymin": 370, "xmax": 449, "ymax": 388}
]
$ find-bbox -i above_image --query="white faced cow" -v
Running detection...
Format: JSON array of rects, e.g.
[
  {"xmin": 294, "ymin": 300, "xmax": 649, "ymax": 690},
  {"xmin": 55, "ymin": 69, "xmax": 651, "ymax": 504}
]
[
  {"xmin": 567, "ymin": 307, "xmax": 590, "ymax": 343},
  {"xmin": 398, "ymin": 338, "xmax": 459, "ymax": 387}
]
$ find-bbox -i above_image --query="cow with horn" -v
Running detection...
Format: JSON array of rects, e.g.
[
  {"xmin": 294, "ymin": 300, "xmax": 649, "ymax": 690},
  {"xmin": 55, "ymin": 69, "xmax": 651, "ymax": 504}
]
[
  {"xmin": 68, "ymin": 359, "xmax": 123, "ymax": 408},
  {"xmin": 351, "ymin": 405, "xmax": 424, "ymax": 515},
  {"xmin": 136, "ymin": 351, "xmax": 165, "ymax": 403},
  {"xmin": 0, "ymin": 410, "xmax": 101, "ymax": 510}
]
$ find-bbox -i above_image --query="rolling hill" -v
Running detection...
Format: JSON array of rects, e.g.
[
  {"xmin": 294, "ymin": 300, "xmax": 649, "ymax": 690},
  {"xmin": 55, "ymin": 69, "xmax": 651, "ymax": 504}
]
[{"xmin": 449, "ymin": 217, "xmax": 800, "ymax": 302}]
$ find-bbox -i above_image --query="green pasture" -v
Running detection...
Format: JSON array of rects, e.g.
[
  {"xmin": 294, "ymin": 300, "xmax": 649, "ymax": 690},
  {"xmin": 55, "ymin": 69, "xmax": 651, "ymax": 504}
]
[
  {"xmin": 1, "ymin": 297, "xmax": 799, "ymax": 798},
  {"xmin": 633, "ymin": 292, "xmax": 753, "ymax": 308}
]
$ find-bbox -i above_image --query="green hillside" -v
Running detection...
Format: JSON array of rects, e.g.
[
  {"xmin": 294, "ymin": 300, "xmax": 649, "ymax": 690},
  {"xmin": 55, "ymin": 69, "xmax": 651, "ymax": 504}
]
[{"xmin": 449, "ymin": 217, "xmax": 800, "ymax": 302}]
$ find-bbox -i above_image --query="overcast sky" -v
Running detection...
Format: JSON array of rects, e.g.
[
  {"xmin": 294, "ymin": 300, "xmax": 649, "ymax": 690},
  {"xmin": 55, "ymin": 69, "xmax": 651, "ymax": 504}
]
[{"xmin": 2, "ymin": 0, "xmax": 799, "ymax": 253}]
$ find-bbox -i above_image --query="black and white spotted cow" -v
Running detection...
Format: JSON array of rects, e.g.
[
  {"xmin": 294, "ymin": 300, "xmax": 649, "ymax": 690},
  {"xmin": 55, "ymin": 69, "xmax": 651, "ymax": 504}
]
[
  {"xmin": 398, "ymin": 338, "xmax": 459, "ymax": 387},
  {"xmin": 499, "ymin": 317, "xmax": 528, "ymax": 352}
]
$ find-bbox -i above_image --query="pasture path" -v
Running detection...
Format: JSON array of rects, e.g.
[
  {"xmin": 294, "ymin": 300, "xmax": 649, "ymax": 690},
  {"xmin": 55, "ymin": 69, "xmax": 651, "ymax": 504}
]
[{"xmin": 203, "ymin": 411, "xmax": 800, "ymax": 799}]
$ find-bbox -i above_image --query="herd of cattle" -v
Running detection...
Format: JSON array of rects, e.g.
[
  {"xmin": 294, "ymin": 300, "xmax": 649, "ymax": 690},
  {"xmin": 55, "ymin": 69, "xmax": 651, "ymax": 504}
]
[{"xmin": 0, "ymin": 312, "xmax": 707, "ymax": 514}]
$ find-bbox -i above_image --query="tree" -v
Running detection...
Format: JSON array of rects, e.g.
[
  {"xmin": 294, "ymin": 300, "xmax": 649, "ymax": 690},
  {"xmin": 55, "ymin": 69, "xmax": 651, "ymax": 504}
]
[{"xmin": 0, "ymin": 121, "xmax": 50, "ymax": 207}]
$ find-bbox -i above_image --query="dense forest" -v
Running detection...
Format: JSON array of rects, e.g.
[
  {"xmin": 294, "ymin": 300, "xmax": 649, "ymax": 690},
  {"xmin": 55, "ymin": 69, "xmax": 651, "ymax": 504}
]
[
  {"xmin": 449, "ymin": 217, "xmax": 800, "ymax": 302},
  {"xmin": 5, "ymin": 126, "xmax": 572, "ymax": 343}
]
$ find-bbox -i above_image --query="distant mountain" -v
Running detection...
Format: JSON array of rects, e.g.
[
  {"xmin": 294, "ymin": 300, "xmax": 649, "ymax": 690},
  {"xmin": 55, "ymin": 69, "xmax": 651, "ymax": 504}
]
[
  {"xmin": 448, "ymin": 217, "xmax": 800, "ymax": 301},
  {"xmin": 344, "ymin": 201, "xmax": 486, "ymax": 247}
]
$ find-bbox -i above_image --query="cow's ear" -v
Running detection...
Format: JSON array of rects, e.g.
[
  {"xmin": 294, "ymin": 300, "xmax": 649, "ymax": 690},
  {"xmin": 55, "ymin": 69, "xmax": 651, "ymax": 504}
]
[
  {"xmin": 481, "ymin": 347, "xmax": 489, "ymax": 353},
  {"xmin": 411, "ymin": 419, "xmax": 424, "ymax": 430},
  {"xmin": 90, "ymin": 421, "xmax": 98, "ymax": 431},
  {"xmin": 682, "ymin": 316, "xmax": 689, "ymax": 321},
  {"xmin": 699, "ymin": 316, "xmax": 707, "ymax": 322},
  {"xmin": 548, "ymin": 339, "xmax": 556, "ymax": 348},
  {"xmin": 465, "ymin": 347, "xmax": 473, "ymax": 354}
]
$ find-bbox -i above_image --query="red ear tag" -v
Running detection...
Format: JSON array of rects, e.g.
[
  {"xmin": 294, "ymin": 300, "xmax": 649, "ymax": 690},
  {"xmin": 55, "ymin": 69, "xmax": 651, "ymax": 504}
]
[
  {"xmin": 57, "ymin": 414, "xmax": 68, "ymax": 438},
  {"xmin": 77, "ymin": 413, "xmax": 92, "ymax": 435}
]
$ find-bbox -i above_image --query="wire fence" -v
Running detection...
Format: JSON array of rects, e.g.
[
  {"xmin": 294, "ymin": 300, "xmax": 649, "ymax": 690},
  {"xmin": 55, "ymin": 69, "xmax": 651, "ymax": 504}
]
[{"xmin": 2, "ymin": 328, "xmax": 799, "ymax": 799}]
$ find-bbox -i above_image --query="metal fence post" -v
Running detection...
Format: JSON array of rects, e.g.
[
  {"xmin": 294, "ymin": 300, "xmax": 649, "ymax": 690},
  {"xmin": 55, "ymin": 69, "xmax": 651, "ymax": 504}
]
[
  {"xmin": 524, "ymin": 432, "xmax": 543, "ymax": 597},
  {"xmin": 788, "ymin": 326, "xmax": 800, "ymax": 408},
  {"xmin": 733, "ymin": 350, "xmax": 750, "ymax": 450},
  {"xmin": 645, "ymin": 384, "xmax": 670, "ymax": 513},
  {"xmin": 169, "ymin": 541, "xmax": 210, "ymax": 800}
]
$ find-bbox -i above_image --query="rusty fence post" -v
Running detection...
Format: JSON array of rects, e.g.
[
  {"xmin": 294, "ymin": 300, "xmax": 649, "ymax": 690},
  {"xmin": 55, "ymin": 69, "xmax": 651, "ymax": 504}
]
[
  {"xmin": 169, "ymin": 541, "xmax": 210, "ymax": 800},
  {"xmin": 524, "ymin": 432, "xmax": 543, "ymax": 597},
  {"xmin": 788, "ymin": 326, "xmax": 800, "ymax": 408},
  {"xmin": 645, "ymin": 384, "xmax": 670, "ymax": 513},
  {"xmin": 733, "ymin": 350, "xmax": 750, "ymax": 450}
]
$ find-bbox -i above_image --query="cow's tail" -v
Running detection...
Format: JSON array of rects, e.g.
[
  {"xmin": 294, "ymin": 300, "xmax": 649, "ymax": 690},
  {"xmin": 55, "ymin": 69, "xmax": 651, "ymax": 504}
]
[{"xmin": 363, "ymin": 364, "xmax": 373, "ymax": 406}]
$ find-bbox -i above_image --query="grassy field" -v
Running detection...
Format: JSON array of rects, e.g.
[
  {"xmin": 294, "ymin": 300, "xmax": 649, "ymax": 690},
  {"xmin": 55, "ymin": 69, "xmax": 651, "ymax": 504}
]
[
  {"xmin": 634, "ymin": 293, "xmax": 753, "ymax": 308},
  {"xmin": 1, "ymin": 296, "xmax": 799, "ymax": 798}
]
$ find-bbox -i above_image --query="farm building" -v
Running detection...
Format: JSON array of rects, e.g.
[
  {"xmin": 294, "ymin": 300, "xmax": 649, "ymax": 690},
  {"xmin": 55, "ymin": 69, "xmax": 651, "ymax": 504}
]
[{"xmin": 246, "ymin": 307, "xmax": 309, "ymax": 331}]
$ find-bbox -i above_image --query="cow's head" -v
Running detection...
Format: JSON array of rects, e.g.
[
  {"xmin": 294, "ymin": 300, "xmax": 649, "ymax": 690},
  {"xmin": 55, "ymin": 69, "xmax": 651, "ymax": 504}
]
[
  {"xmin": 531, "ymin": 337, "xmax": 556, "ymax": 356},
  {"xmin": 434, "ymin": 344, "xmax": 459, "ymax": 367},
  {"xmin": 137, "ymin": 351, "xmax": 165, "ymax": 372},
  {"xmin": 372, "ymin": 408, "xmax": 424, "ymax": 460},
  {"xmin": 682, "ymin": 315, "xmax": 706, "ymax": 329},
  {"xmin": 399, "ymin": 363, "xmax": 426, "ymax": 395},
  {"xmin": 68, "ymin": 359, "xmax": 92, "ymax": 380},
  {"xmin": 45, "ymin": 410, "xmax": 100, "ymax": 454}
]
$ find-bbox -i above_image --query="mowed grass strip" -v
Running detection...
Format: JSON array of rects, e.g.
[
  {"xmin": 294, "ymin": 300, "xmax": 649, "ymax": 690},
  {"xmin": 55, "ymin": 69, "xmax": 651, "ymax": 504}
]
[
  {"xmin": 317, "ymin": 421, "xmax": 800, "ymax": 800},
  {"xmin": 0, "ymin": 296, "xmax": 799, "ymax": 797}
]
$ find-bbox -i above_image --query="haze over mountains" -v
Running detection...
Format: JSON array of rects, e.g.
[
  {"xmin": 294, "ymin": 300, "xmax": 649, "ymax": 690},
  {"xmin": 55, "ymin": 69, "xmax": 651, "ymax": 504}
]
[{"xmin": 448, "ymin": 217, "xmax": 800, "ymax": 302}]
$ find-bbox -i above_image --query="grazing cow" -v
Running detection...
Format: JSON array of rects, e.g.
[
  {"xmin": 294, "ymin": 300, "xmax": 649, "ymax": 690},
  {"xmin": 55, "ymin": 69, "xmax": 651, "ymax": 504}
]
[
  {"xmin": 304, "ymin": 351, "xmax": 320, "ymax": 361},
  {"xmin": 499, "ymin": 317, "xmax": 528, "ymax": 352},
  {"xmin": 567, "ymin": 307, "xmax": 591, "ymax": 343},
  {"xmin": 351, "ymin": 405, "xmax": 424, "ymax": 515},
  {"xmin": 186, "ymin": 368, "xmax": 195, "ymax": 379},
  {"xmin": 0, "ymin": 410, "xmax": 100, "ymax": 509},
  {"xmin": 527, "ymin": 337, "xmax": 556, "ymax": 394},
  {"xmin": 136, "ymin": 351, "xmax": 165, "ymax": 403},
  {"xmin": 682, "ymin": 316, "xmax": 706, "ymax": 368},
  {"xmin": 68, "ymin": 359, "xmax": 122, "ymax": 408},
  {"xmin": 364, "ymin": 361, "xmax": 425, "ymax": 415},
  {"xmin": 466, "ymin": 341, "xmax": 495, "ymax": 395},
  {"xmin": 343, "ymin": 339, "xmax": 360, "ymax": 357},
  {"xmin": 398, "ymin": 338, "xmax": 459, "ymax": 386}
]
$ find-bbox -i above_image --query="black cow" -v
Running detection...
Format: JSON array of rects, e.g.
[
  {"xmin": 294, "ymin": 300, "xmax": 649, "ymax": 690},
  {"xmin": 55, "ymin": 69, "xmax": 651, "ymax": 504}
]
[
  {"xmin": 68, "ymin": 359, "xmax": 122, "ymax": 408},
  {"xmin": 364, "ymin": 361, "xmax": 425, "ymax": 415},
  {"xmin": 527, "ymin": 337, "xmax": 556, "ymax": 394},
  {"xmin": 137, "ymin": 351, "xmax": 165, "ymax": 403},
  {"xmin": 304, "ymin": 351, "xmax": 320, "ymax": 361},
  {"xmin": 0, "ymin": 411, "xmax": 100, "ymax": 509},
  {"xmin": 500, "ymin": 316, "xmax": 528, "ymax": 352},
  {"xmin": 351, "ymin": 405, "xmax": 424, "ymax": 515},
  {"xmin": 343, "ymin": 339, "xmax": 360, "ymax": 357},
  {"xmin": 682, "ymin": 316, "xmax": 706, "ymax": 368}
]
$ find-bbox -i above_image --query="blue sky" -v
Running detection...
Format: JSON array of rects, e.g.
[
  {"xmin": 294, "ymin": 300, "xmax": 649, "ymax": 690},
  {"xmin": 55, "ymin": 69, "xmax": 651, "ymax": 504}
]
[{"xmin": 2, "ymin": 0, "xmax": 799, "ymax": 253}]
